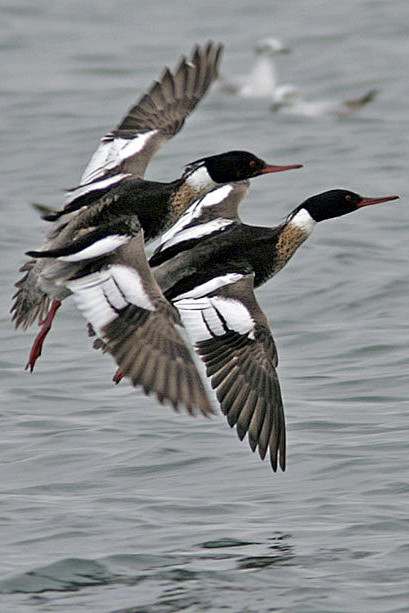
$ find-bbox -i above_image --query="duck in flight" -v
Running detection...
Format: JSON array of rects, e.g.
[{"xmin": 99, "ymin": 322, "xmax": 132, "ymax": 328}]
[
  {"xmin": 146, "ymin": 185, "xmax": 398, "ymax": 471},
  {"xmin": 12, "ymin": 41, "xmax": 302, "ymax": 416}
]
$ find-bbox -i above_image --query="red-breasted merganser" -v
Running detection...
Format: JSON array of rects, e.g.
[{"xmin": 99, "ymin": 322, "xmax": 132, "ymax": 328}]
[
  {"xmin": 26, "ymin": 157, "xmax": 300, "ymax": 409},
  {"xmin": 148, "ymin": 186, "xmax": 398, "ymax": 471},
  {"xmin": 11, "ymin": 42, "xmax": 302, "ymax": 415}
]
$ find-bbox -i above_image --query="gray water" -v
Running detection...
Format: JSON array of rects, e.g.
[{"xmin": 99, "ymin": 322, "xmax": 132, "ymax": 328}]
[{"xmin": 1, "ymin": 1, "xmax": 409, "ymax": 611}]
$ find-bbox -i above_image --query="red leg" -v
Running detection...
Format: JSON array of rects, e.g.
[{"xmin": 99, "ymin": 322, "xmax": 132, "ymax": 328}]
[
  {"xmin": 113, "ymin": 368, "xmax": 124, "ymax": 385},
  {"xmin": 25, "ymin": 300, "xmax": 62, "ymax": 372}
]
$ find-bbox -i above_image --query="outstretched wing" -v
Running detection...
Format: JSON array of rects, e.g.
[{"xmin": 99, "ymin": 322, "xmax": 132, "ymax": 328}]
[
  {"xmin": 173, "ymin": 273, "xmax": 286, "ymax": 471},
  {"xmin": 63, "ymin": 231, "xmax": 213, "ymax": 417},
  {"xmin": 54, "ymin": 42, "xmax": 222, "ymax": 219}
]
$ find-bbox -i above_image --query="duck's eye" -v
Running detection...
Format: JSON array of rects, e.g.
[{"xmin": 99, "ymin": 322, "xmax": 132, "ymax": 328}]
[
  {"xmin": 345, "ymin": 194, "xmax": 352, "ymax": 202},
  {"xmin": 249, "ymin": 160, "xmax": 257, "ymax": 168}
]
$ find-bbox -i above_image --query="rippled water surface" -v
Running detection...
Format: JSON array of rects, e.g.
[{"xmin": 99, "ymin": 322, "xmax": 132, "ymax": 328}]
[{"xmin": 1, "ymin": 1, "xmax": 408, "ymax": 611}]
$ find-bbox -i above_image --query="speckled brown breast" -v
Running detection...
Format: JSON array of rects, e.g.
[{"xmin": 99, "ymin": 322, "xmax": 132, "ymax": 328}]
[
  {"xmin": 274, "ymin": 223, "xmax": 310, "ymax": 273},
  {"xmin": 166, "ymin": 183, "xmax": 200, "ymax": 229}
]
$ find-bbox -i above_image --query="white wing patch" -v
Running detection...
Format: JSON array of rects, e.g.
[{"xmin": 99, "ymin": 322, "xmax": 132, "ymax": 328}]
[
  {"xmin": 211, "ymin": 297, "xmax": 255, "ymax": 336},
  {"xmin": 67, "ymin": 270, "xmax": 120, "ymax": 332},
  {"xmin": 159, "ymin": 218, "xmax": 233, "ymax": 252},
  {"xmin": 108, "ymin": 264, "xmax": 155, "ymax": 311},
  {"xmin": 79, "ymin": 130, "xmax": 158, "ymax": 186},
  {"xmin": 174, "ymin": 273, "xmax": 244, "ymax": 301},
  {"xmin": 178, "ymin": 298, "xmax": 227, "ymax": 339},
  {"xmin": 64, "ymin": 173, "xmax": 131, "ymax": 206},
  {"xmin": 199, "ymin": 184, "xmax": 234, "ymax": 208},
  {"xmin": 159, "ymin": 185, "xmax": 234, "ymax": 248},
  {"xmin": 172, "ymin": 273, "xmax": 255, "ymax": 343},
  {"xmin": 57, "ymin": 235, "xmax": 129, "ymax": 262},
  {"xmin": 67, "ymin": 264, "xmax": 155, "ymax": 335},
  {"xmin": 176, "ymin": 294, "xmax": 255, "ymax": 343}
]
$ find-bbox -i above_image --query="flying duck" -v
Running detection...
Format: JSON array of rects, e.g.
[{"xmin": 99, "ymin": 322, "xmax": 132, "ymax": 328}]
[
  {"xmin": 12, "ymin": 42, "xmax": 301, "ymax": 416},
  {"xmin": 147, "ymin": 185, "xmax": 398, "ymax": 470}
]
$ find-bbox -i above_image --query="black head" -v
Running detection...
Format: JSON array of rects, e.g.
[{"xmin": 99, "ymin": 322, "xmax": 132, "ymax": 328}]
[
  {"xmin": 290, "ymin": 189, "xmax": 399, "ymax": 223},
  {"xmin": 186, "ymin": 150, "xmax": 302, "ymax": 184}
]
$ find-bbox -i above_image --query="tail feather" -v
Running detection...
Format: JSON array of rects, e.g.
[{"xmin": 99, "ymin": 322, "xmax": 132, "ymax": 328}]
[{"xmin": 11, "ymin": 260, "xmax": 51, "ymax": 330}]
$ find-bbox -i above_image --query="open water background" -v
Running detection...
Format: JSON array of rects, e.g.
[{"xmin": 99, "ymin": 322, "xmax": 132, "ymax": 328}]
[{"xmin": 1, "ymin": 1, "xmax": 408, "ymax": 611}]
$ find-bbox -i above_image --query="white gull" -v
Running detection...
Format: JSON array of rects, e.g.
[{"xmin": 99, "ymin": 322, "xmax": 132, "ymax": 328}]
[
  {"xmin": 271, "ymin": 84, "xmax": 378, "ymax": 118},
  {"xmin": 214, "ymin": 37, "xmax": 290, "ymax": 98}
]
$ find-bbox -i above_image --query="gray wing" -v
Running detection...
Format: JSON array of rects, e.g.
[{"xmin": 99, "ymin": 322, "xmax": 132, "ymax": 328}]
[
  {"xmin": 63, "ymin": 42, "xmax": 223, "ymax": 211},
  {"xmin": 173, "ymin": 273, "xmax": 286, "ymax": 471},
  {"xmin": 57, "ymin": 231, "xmax": 214, "ymax": 417}
]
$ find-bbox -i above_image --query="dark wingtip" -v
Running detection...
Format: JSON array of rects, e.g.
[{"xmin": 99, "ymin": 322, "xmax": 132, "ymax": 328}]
[
  {"xmin": 361, "ymin": 88, "xmax": 379, "ymax": 104},
  {"xmin": 42, "ymin": 212, "xmax": 63, "ymax": 222},
  {"xmin": 31, "ymin": 202, "xmax": 63, "ymax": 222},
  {"xmin": 279, "ymin": 455, "xmax": 286, "ymax": 472},
  {"xmin": 270, "ymin": 451, "xmax": 286, "ymax": 473}
]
